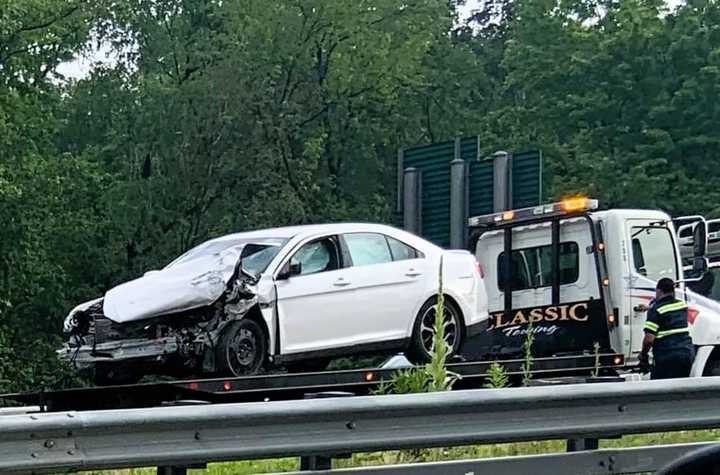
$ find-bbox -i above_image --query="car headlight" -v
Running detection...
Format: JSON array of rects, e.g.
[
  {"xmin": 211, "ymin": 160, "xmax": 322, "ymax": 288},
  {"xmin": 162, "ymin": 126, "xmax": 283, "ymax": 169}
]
[{"xmin": 63, "ymin": 312, "xmax": 78, "ymax": 334}]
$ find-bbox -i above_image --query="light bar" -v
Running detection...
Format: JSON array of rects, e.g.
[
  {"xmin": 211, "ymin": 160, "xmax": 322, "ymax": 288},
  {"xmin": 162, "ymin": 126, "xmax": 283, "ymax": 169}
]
[{"xmin": 468, "ymin": 197, "xmax": 599, "ymax": 227}]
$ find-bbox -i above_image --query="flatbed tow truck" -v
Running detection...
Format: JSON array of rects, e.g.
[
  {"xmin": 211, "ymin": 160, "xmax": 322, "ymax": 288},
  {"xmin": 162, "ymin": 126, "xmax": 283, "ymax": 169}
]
[{"xmin": 4, "ymin": 196, "xmax": 718, "ymax": 413}]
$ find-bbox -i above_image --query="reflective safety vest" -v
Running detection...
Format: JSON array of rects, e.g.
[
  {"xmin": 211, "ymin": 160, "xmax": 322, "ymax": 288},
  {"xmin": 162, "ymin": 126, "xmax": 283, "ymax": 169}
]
[{"xmin": 643, "ymin": 296, "xmax": 692, "ymax": 353}]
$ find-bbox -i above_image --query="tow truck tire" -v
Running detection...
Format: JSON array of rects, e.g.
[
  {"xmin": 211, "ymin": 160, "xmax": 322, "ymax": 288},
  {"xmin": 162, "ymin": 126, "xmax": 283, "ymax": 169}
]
[
  {"xmin": 216, "ymin": 319, "xmax": 267, "ymax": 376},
  {"xmin": 703, "ymin": 358, "xmax": 720, "ymax": 377},
  {"xmin": 406, "ymin": 296, "xmax": 463, "ymax": 365}
]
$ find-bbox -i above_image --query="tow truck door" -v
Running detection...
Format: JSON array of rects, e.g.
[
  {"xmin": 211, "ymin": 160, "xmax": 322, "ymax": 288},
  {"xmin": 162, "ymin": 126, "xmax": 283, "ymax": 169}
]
[{"xmin": 625, "ymin": 220, "xmax": 681, "ymax": 357}]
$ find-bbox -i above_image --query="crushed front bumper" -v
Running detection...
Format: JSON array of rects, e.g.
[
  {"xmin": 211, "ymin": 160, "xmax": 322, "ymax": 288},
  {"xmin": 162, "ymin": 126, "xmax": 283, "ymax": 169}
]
[{"xmin": 58, "ymin": 337, "xmax": 179, "ymax": 370}]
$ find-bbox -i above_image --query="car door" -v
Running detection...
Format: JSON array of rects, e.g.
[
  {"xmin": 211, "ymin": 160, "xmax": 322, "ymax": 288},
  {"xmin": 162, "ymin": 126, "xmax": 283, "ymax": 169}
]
[
  {"xmin": 338, "ymin": 232, "xmax": 429, "ymax": 344},
  {"xmin": 274, "ymin": 235, "xmax": 355, "ymax": 355}
]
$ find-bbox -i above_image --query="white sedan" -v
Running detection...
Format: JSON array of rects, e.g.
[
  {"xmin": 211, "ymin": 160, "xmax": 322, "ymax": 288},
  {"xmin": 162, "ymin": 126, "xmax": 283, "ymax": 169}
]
[{"xmin": 61, "ymin": 223, "xmax": 488, "ymax": 384}]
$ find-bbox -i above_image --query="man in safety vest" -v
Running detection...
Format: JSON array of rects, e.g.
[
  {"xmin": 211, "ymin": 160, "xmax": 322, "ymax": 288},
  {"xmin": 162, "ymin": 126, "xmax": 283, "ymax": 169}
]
[{"xmin": 639, "ymin": 278, "xmax": 694, "ymax": 379}]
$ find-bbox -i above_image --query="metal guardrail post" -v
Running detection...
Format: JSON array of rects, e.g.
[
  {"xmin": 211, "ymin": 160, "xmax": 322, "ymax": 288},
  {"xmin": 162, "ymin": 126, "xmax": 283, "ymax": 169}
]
[
  {"xmin": 299, "ymin": 392, "xmax": 355, "ymax": 471},
  {"xmin": 300, "ymin": 456, "xmax": 331, "ymax": 471},
  {"xmin": 566, "ymin": 438, "xmax": 599, "ymax": 452},
  {"xmin": 157, "ymin": 466, "xmax": 186, "ymax": 475}
]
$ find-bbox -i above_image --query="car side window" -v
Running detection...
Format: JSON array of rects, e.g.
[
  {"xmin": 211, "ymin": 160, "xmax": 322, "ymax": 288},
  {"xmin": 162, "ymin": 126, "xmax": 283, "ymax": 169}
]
[
  {"xmin": 344, "ymin": 233, "xmax": 393, "ymax": 266},
  {"xmin": 291, "ymin": 238, "xmax": 340, "ymax": 275},
  {"xmin": 386, "ymin": 236, "xmax": 420, "ymax": 261}
]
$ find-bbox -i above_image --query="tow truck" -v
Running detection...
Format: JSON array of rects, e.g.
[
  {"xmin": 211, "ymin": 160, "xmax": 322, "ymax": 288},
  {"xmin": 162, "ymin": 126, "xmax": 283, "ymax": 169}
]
[
  {"xmin": 3, "ymin": 197, "xmax": 720, "ymax": 412},
  {"xmin": 465, "ymin": 196, "xmax": 720, "ymax": 377}
]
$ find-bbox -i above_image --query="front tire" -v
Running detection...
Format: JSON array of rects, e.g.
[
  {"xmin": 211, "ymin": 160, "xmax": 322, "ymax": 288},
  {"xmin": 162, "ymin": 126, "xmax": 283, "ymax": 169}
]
[
  {"xmin": 215, "ymin": 319, "xmax": 267, "ymax": 376},
  {"xmin": 406, "ymin": 297, "xmax": 463, "ymax": 365}
]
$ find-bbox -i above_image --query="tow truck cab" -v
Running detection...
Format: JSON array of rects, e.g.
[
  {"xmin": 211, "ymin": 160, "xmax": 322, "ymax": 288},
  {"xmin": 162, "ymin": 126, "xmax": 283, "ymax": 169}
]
[{"xmin": 467, "ymin": 198, "xmax": 720, "ymax": 377}]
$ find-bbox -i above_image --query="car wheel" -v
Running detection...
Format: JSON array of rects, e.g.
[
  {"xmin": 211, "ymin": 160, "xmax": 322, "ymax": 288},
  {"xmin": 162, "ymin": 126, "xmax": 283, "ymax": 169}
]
[
  {"xmin": 406, "ymin": 297, "xmax": 463, "ymax": 365},
  {"xmin": 286, "ymin": 358, "xmax": 331, "ymax": 374},
  {"xmin": 215, "ymin": 319, "xmax": 267, "ymax": 376},
  {"xmin": 704, "ymin": 358, "xmax": 720, "ymax": 376}
]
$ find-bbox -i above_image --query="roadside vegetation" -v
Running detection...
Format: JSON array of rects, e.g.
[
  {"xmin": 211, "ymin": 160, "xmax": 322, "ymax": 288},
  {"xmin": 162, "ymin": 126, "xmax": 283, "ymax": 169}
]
[{"xmin": 86, "ymin": 430, "xmax": 720, "ymax": 475}]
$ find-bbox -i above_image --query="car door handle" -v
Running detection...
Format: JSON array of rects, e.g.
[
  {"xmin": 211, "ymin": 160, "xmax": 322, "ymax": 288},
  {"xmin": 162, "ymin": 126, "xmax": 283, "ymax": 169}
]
[
  {"xmin": 405, "ymin": 271, "xmax": 422, "ymax": 277},
  {"xmin": 333, "ymin": 279, "xmax": 351, "ymax": 287}
]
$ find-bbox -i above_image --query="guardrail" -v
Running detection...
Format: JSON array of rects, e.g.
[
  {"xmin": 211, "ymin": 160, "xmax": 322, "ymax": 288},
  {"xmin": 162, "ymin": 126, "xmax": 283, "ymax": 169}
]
[{"xmin": 1, "ymin": 377, "xmax": 720, "ymax": 474}]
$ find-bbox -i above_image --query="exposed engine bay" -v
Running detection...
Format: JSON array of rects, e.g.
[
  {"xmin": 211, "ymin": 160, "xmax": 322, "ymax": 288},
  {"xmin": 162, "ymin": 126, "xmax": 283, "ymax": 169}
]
[{"xmin": 60, "ymin": 244, "xmax": 268, "ymax": 385}]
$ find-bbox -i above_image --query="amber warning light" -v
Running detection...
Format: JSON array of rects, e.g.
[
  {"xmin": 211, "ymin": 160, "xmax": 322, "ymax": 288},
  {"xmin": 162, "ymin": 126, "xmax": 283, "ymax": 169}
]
[
  {"xmin": 562, "ymin": 196, "xmax": 594, "ymax": 212},
  {"xmin": 468, "ymin": 197, "xmax": 598, "ymax": 227}
]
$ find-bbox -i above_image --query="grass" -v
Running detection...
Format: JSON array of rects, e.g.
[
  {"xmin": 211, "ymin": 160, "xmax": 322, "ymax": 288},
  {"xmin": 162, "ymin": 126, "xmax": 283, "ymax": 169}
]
[{"xmin": 81, "ymin": 429, "xmax": 720, "ymax": 475}]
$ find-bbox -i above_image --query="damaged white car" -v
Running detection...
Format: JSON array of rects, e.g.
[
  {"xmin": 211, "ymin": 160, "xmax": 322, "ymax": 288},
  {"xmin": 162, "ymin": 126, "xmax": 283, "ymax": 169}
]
[{"xmin": 60, "ymin": 223, "xmax": 489, "ymax": 385}]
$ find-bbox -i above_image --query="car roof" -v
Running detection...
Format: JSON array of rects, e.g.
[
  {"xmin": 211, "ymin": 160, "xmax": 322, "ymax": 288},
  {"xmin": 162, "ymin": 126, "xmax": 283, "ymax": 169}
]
[{"xmin": 208, "ymin": 222, "xmax": 425, "ymax": 244}]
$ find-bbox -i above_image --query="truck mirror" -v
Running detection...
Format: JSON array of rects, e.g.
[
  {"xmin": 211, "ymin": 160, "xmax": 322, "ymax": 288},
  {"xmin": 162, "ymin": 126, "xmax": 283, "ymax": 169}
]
[
  {"xmin": 694, "ymin": 220, "xmax": 708, "ymax": 258},
  {"xmin": 693, "ymin": 256, "xmax": 709, "ymax": 275}
]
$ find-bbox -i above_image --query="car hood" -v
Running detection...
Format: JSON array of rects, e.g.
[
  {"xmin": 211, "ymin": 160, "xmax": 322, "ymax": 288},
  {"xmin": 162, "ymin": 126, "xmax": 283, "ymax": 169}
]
[{"xmin": 103, "ymin": 245, "xmax": 248, "ymax": 323}]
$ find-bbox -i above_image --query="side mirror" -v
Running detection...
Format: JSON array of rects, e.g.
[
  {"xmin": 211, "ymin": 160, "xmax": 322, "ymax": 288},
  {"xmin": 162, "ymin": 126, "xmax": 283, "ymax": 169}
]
[
  {"xmin": 694, "ymin": 220, "xmax": 708, "ymax": 258},
  {"xmin": 277, "ymin": 261, "xmax": 302, "ymax": 280},
  {"xmin": 693, "ymin": 256, "xmax": 709, "ymax": 275}
]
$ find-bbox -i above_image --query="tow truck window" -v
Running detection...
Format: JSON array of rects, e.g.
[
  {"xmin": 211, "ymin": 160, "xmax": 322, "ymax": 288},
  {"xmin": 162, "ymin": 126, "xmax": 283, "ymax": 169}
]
[
  {"xmin": 497, "ymin": 242, "xmax": 579, "ymax": 291},
  {"xmin": 631, "ymin": 226, "xmax": 677, "ymax": 281}
]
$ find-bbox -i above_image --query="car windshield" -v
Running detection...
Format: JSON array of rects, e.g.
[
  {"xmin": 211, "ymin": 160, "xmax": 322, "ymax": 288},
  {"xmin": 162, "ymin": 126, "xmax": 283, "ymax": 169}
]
[{"xmin": 166, "ymin": 237, "xmax": 288, "ymax": 272}]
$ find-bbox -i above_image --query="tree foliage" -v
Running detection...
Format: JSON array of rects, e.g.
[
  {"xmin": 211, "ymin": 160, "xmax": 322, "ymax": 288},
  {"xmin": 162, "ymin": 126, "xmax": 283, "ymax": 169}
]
[{"xmin": 1, "ymin": 0, "xmax": 719, "ymax": 390}]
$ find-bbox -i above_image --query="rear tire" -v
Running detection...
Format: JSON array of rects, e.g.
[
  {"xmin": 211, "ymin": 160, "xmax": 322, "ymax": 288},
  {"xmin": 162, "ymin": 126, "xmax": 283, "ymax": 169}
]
[
  {"xmin": 406, "ymin": 296, "xmax": 463, "ymax": 365},
  {"xmin": 215, "ymin": 319, "xmax": 267, "ymax": 376}
]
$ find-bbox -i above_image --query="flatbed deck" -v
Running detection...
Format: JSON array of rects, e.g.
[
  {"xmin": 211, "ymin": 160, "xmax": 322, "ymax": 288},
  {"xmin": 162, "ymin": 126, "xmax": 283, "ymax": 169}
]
[{"xmin": 0, "ymin": 353, "xmax": 624, "ymax": 412}]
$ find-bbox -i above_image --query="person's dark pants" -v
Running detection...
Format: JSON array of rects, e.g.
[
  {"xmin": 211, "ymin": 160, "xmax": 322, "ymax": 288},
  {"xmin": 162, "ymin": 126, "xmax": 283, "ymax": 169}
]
[{"xmin": 651, "ymin": 347, "xmax": 695, "ymax": 380}]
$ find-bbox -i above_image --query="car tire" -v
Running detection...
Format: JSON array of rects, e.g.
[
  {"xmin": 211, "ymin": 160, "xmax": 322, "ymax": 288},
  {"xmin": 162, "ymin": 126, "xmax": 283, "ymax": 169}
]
[
  {"xmin": 286, "ymin": 358, "xmax": 331, "ymax": 374},
  {"xmin": 406, "ymin": 296, "xmax": 463, "ymax": 365},
  {"xmin": 704, "ymin": 358, "xmax": 720, "ymax": 377},
  {"xmin": 215, "ymin": 319, "xmax": 267, "ymax": 377}
]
